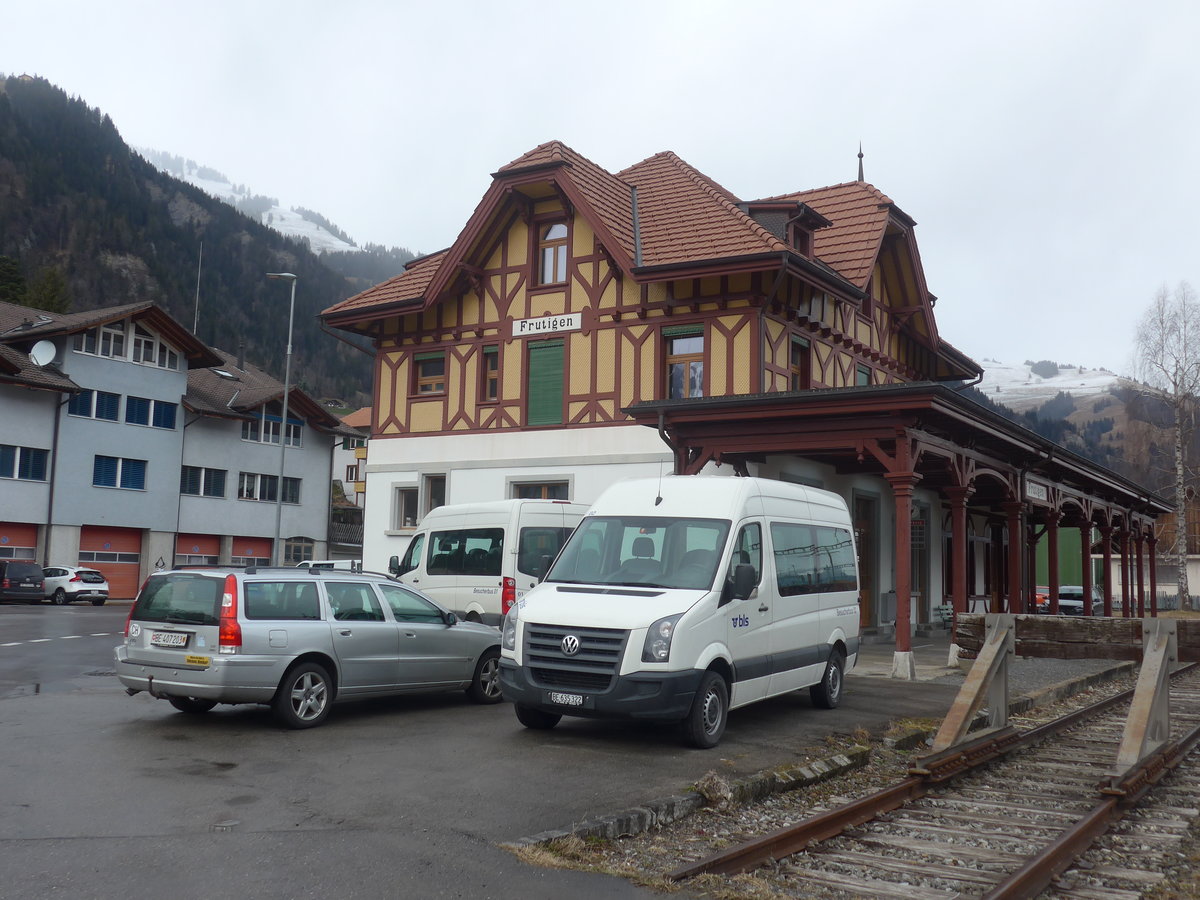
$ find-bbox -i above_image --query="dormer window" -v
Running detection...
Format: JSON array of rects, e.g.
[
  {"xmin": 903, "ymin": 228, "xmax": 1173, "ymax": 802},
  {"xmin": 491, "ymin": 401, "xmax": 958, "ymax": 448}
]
[
  {"xmin": 788, "ymin": 221, "xmax": 813, "ymax": 257},
  {"xmin": 537, "ymin": 222, "xmax": 568, "ymax": 286}
]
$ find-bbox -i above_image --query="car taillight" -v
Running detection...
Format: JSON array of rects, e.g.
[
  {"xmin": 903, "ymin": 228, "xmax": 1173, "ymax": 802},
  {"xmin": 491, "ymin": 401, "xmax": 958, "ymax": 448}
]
[
  {"xmin": 1, "ymin": 578, "xmax": 8, "ymax": 589},
  {"xmin": 123, "ymin": 604, "xmax": 135, "ymax": 636},
  {"xmin": 219, "ymin": 574, "xmax": 242, "ymax": 652},
  {"xmin": 69, "ymin": 575, "xmax": 82, "ymax": 582},
  {"xmin": 501, "ymin": 577, "xmax": 516, "ymax": 615}
]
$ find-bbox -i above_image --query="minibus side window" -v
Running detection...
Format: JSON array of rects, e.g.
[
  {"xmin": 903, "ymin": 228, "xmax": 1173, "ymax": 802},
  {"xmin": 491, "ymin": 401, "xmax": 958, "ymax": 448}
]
[
  {"xmin": 722, "ymin": 523, "xmax": 762, "ymax": 605},
  {"xmin": 396, "ymin": 533, "xmax": 424, "ymax": 575},
  {"xmin": 771, "ymin": 522, "xmax": 817, "ymax": 596},
  {"xmin": 813, "ymin": 526, "xmax": 858, "ymax": 591}
]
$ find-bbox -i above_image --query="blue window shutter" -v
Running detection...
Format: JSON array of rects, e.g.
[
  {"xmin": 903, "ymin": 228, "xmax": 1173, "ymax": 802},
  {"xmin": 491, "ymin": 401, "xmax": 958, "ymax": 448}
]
[
  {"xmin": 68, "ymin": 390, "xmax": 93, "ymax": 417},
  {"xmin": 93, "ymin": 456, "xmax": 117, "ymax": 487},
  {"xmin": 125, "ymin": 396, "xmax": 149, "ymax": 425},
  {"xmin": 206, "ymin": 469, "xmax": 226, "ymax": 498},
  {"xmin": 180, "ymin": 466, "xmax": 200, "ymax": 495},
  {"xmin": 20, "ymin": 448, "xmax": 47, "ymax": 481},
  {"xmin": 0, "ymin": 445, "xmax": 14, "ymax": 478},
  {"xmin": 153, "ymin": 402, "xmax": 177, "ymax": 429},
  {"xmin": 96, "ymin": 392, "xmax": 120, "ymax": 421},
  {"xmin": 121, "ymin": 459, "xmax": 147, "ymax": 490}
]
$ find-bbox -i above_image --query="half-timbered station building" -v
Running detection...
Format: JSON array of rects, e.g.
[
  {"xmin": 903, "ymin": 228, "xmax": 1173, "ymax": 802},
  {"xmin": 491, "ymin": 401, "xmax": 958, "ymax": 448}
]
[{"xmin": 321, "ymin": 141, "xmax": 1170, "ymax": 677}]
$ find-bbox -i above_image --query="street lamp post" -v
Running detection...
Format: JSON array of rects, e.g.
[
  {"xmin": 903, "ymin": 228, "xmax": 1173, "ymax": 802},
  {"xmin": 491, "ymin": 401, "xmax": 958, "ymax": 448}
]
[{"xmin": 266, "ymin": 272, "xmax": 297, "ymax": 567}]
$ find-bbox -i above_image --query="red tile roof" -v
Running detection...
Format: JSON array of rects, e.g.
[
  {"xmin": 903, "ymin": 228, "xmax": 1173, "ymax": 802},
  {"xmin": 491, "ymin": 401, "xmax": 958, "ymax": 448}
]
[
  {"xmin": 760, "ymin": 181, "xmax": 897, "ymax": 290},
  {"xmin": 323, "ymin": 144, "xmax": 905, "ymax": 317},
  {"xmin": 621, "ymin": 151, "xmax": 785, "ymax": 268},
  {"xmin": 324, "ymin": 250, "xmax": 447, "ymax": 317}
]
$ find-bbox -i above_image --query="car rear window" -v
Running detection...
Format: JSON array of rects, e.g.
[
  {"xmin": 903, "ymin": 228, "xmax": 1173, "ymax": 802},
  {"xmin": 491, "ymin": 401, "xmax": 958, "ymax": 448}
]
[
  {"xmin": 79, "ymin": 571, "xmax": 106, "ymax": 584},
  {"xmin": 132, "ymin": 574, "xmax": 222, "ymax": 625},
  {"xmin": 6, "ymin": 562, "xmax": 43, "ymax": 580}
]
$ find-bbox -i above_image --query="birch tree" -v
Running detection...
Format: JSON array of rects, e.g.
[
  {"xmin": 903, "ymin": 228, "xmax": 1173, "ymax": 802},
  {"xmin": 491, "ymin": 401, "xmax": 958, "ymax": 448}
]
[{"xmin": 1134, "ymin": 282, "xmax": 1200, "ymax": 610}]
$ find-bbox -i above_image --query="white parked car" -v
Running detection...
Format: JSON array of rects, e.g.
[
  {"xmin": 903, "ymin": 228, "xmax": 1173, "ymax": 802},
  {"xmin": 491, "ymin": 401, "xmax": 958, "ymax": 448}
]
[{"xmin": 42, "ymin": 566, "xmax": 109, "ymax": 605}]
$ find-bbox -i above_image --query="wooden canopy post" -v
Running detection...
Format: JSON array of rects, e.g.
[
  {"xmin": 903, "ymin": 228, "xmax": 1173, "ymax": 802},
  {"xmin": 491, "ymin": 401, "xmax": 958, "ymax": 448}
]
[
  {"xmin": 1004, "ymin": 501, "xmax": 1024, "ymax": 614},
  {"xmin": 1047, "ymin": 512, "xmax": 1061, "ymax": 616},
  {"xmin": 885, "ymin": 472, "xmax": 920, "ymax": 678},
  {"xmin": 1120, "ymin": 528, "xmax": 1131, "ymax": 618},
  {"xmin": 946, "ymin": 486, "xmax": 973, "ymax": 666},
  {"xmin": 1081, "ymin": 523, "xmax": 1095, "ymax": 616},
  {"xmin": 1149, "ymin": 533, "xmax": 1158, "ymax": 617},
  {"xmin": 1136, "ymin": 531, "xmax": 1146, "ymax": 618},
  {"xmin": 1100, "ymin": 524, "xmax": 1115, "ymax": 617}
]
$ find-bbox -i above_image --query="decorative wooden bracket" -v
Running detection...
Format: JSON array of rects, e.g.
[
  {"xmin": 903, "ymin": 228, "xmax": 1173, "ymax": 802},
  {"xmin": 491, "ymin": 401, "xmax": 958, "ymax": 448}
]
[
  {"xmin": 504, "ymin": 188, "xmax": 533, "ymax": 226},
  {"xmin": 598, "ymin": 244, "xmax": 623, "ymax": 281}
]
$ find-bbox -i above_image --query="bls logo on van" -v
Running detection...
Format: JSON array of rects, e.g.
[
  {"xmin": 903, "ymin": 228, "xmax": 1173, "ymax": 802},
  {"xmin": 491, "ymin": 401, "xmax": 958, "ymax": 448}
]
[{"xmin": 730, "ymin": 614, "xmax": 750, "ymax": 628}]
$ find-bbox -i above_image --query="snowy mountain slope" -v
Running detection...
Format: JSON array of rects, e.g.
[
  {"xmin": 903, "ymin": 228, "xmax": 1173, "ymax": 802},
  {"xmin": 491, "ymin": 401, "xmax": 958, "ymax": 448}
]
[
  {"xmin": 139, "ymin": 150, "xmax": 358, "ymax": 255},
  {"xmin": 975, "ymin": 358, "xmax": 1126, "ymax": 412}
]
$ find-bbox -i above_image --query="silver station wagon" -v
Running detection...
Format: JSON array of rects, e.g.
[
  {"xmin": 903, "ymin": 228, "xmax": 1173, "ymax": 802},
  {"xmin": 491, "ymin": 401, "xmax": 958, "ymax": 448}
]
[{"xmin": 114, "ymin": 566, "xmax": 502, "ymax": 728}]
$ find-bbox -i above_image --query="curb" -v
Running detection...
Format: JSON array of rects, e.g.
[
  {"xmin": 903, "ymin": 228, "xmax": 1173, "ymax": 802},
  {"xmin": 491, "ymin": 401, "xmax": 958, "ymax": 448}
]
[
  {"xmin": 500, "ymin": 747, "xmax": 869, "ymax": 851},
  {"xmin": 502, "ymin": 661, "xmax": 1133, "ymax": 853}
]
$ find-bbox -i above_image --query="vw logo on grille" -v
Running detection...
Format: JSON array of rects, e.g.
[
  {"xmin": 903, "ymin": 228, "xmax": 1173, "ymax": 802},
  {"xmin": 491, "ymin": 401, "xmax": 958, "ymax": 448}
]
[{"xmin": 561, "ymin": 634, "xmax": 581, "ymax": 656}]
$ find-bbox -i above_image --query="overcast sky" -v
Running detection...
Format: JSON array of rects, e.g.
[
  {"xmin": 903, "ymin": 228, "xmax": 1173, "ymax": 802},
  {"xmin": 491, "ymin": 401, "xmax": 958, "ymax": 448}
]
[{"xmin": 5, "ymin": 1, "xmax": 1197, "ymax": 376}]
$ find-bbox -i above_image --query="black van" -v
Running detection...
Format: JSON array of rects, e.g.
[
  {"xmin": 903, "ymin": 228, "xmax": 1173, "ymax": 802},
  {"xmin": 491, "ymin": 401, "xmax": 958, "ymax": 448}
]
[{"xmin": 0, "ymin": 560, "xmax": 45, "ymax": 603}]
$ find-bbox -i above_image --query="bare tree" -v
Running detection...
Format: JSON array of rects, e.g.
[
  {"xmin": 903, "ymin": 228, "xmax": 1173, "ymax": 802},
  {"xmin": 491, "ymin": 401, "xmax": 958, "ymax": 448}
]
[{"xmin": 1135, "ymin": 282, "xmax": 1200, "ymax": 610}]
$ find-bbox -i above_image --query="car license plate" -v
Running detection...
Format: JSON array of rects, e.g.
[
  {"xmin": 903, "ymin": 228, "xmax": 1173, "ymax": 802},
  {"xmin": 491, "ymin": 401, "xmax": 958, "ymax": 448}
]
[
  {"xmin": 549, "ymin": 691, "xmax": 583, "ymax": 707},
  {"xmin": 150, "ymin": 631, "xmax": 189, "ymax": 648}
]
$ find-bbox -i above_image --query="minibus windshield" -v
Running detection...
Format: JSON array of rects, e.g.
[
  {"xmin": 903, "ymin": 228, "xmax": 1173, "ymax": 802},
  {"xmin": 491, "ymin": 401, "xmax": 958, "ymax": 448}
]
[{"xmin": 546, "ymin": 516, "xmax": 730, "ymax": 590}]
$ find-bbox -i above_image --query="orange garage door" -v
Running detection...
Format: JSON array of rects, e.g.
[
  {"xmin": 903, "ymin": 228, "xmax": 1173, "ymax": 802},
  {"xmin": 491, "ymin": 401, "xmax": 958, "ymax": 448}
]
[
  {"xmin": 79, "ymin": 526, "xmax": 143, "ymax": 600},
  {"xmin": 176, "ymin": 533, "xmax": 220, "ymax": 566},
  {"xmin": 0, "ymin": 523, "xmax": 39, "ymax": 560}
]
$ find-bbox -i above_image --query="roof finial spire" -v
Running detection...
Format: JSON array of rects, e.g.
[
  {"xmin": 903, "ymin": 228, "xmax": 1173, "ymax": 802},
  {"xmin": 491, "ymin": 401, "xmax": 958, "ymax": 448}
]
[{"xmin": 857, "ymin": 142, "xmax": 865, "ymax": 182}]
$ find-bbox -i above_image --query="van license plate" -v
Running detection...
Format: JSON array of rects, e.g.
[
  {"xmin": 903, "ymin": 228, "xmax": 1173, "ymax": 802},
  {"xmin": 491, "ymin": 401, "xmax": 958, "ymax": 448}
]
[
  {"xmin": 151, "ymin": 631, "xmax": 189, "ymax": 648},
  {"xmin": 549, "ymin": 691, "xmax": 583, "ymax": 707}
]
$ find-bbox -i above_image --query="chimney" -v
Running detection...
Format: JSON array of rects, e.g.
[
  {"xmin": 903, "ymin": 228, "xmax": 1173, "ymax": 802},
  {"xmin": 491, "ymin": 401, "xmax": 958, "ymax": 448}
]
[{"xmin": 237, "ymin": 339, "xmax": 245, "ymax": 371}]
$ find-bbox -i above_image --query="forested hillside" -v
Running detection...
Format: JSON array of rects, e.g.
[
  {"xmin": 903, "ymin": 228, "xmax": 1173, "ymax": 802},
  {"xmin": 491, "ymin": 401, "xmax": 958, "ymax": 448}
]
[{"xmin": 0, "ymin": 75, "xmax": 407, "ymax": 404}]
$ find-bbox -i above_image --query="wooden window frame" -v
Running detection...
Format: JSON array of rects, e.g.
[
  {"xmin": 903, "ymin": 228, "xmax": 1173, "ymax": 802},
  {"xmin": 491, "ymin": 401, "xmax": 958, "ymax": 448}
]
[
  {"xmin": 480, "ymin": 345, "xmax": 499, "ymax": 403},
  {"xmin": 790, "ymin": 336, "xmax": 812, "ymax": 391},
  {"xmin": 664, "ymin": 326, "xmax": 705, "ymax": 400},
  {"xmin": 412, "ymin": 352, "xmax": 447, "ymax": 396},
  {"xmin": 535, "ymin": 221, "xmax": 569, "ymax": 287}
]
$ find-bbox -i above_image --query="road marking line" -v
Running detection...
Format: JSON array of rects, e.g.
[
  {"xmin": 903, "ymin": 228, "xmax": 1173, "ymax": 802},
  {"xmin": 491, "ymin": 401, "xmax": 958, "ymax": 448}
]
[
  {"xmin": 90, "ymin": 633, "xmax": 112, "ymax": 636},
  {"xmin": 0, "ymin": 642, "xmax": 19, "ymax": 647},
  {"xmin": 28, "ymin": 638, "xmax": 52, "ymax": 643},
  {"xmin": 60, "ymin": 635, "xmax": 82, "ymax": 639}
]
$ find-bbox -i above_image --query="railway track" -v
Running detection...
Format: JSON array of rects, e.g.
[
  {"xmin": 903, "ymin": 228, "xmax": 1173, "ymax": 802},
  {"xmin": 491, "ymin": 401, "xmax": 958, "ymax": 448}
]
[{"xmin": 667, "ymin": 665, "xmax": 1200, "ymax": 899}]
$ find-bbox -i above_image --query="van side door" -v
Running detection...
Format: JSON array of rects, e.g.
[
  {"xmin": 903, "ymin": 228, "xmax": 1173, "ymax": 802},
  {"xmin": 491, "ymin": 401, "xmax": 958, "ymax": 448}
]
[
  {"xmin": 766, "ymin": 521, "xmax": 824, "ymax": 695},
  {"xmin": 723, "ymin": 521, "xmax": 771, "ymax": 706}
]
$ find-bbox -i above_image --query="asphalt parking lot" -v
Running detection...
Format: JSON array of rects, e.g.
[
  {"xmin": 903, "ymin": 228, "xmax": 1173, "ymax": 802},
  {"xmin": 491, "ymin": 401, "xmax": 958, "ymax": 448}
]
[{"xmin": 1, "ymin": 624, "xmax": 974, "ymax": 900}]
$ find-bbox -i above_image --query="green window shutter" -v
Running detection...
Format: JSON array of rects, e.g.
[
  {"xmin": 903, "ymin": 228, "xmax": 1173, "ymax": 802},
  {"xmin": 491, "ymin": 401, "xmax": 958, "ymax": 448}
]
[
  {"xmin": 662, "ymin": 324, "xmax": 704, "ymax": 337},
  {"xmin": 527, "ymin": 340, "xmax": 564, "ymax": 426}
]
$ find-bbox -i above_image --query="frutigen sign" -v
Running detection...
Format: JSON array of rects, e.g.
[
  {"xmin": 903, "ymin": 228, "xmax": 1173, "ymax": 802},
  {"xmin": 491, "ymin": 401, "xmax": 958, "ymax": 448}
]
[{"xmin": 512, "ymin": 313, "xmax": 582, "ymax": 337}]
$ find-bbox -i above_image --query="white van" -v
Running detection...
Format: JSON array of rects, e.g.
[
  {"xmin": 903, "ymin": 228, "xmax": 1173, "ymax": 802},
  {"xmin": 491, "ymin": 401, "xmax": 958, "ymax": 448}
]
[
  {"xmin": 295, "ymin": 559, "xmax": 361, "ymax": 571},
  {"xmin": 498, "ymin": 476, "xmax": 860, "ymax": 748},
  {"xmin": 388, "ymin": 499, "xmax": 587, "ymax": 626}
]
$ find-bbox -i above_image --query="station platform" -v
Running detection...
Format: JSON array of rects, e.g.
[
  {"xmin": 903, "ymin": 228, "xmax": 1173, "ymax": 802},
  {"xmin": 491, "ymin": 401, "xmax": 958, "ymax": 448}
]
[{"xmin": 850, "ymin": 622, "xmax": 1133, "ymax": 699}]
